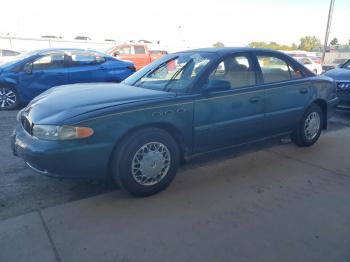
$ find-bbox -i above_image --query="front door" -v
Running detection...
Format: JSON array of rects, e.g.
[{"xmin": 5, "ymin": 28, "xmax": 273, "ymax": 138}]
[
  {"xmin": 18, "ymin": 52, "xmax": 68, "ymax": 100},
  {"xmin": 193, "ymin": 53, "xmax": 265, "ymax": 153}
]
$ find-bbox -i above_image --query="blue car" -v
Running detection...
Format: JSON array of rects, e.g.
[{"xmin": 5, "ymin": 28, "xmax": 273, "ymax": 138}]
[
  {"xmin": 324, "ymin": 59, "xmax": 350, "ymax": 110},
  {"xmin": 12, "ymin": 48, "xmax": 338, "ymax": 196},
  {"xmin": 0, "ymin": 48, "xmax": 135, "ymax": 110}
]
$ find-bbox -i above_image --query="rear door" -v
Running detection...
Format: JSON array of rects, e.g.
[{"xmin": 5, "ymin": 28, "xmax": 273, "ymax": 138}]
[
  {"xmin": 18, "ymin": 52, "xmax": 69, "ymax": 99},
  {"xmin": 193, "ymin": 53, "xmax": 265, "ymax": 153},
  {"xmin": 67, "ymin": 51, "xmax": 107, "ymax": 83},
  {"xmin": 255, "ymin": 52, "xmax": 312, "ymax": 135}
]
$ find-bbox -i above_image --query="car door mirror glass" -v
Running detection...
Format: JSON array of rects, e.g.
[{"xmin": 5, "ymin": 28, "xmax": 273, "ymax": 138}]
[
  {"xmin": 23, "ymin": 63, "xmax": 33, "ymax": 74},
  {"xmin": 204, "ymin": 80, "xmax": 231, "ymax": 93}
]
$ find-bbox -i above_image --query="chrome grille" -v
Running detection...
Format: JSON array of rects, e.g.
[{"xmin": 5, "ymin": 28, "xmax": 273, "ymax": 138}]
[{"xmin": 336, "ymin": 82, "xmax": 350, "ymax": 95}]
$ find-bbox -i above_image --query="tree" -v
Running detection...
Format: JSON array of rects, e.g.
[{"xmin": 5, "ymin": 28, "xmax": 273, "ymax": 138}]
[
  {"xmin": 248, "ymin": 41, "xmax": 294, "ymax": 50},
  {"xmin": 298, "ymin": 36, "xmax": 321, "ymax": 51},
  {"xmin": 330, "ymin": 38, "xmax": 338, "ymax": 46},
  {"xmin": 213, "ymin": 42, "xmax": 225, "ymax": 48}
]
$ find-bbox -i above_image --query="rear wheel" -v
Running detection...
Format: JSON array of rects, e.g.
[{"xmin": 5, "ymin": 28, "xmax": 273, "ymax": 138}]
[
  {"xmin": 111, "ymin": 127, "xmax": 180, "ymax": 197},
  {"xmin": 291, "ymin": 104, "xmax": 323, "ymax": 147},
  {"xmin": 0, "ymin": 86, "xmax": 19, "ymax": 110}
]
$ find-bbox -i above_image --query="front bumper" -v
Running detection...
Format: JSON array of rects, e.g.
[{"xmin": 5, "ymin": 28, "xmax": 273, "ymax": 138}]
[{"xmin": 11, "ymin": 125, "xmax": 111, "ymax": 179}]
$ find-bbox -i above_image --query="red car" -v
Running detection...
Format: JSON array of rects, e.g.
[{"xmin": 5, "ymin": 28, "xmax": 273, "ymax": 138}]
[{"xmin": 106, "ymin": 44, "xmax": 167, "ymax": 70}]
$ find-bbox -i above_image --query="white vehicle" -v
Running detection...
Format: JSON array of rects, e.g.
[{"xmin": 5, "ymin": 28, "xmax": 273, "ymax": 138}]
[
  {"xmin": 295, "ymin": 57, "xmax": 322, "ymax": 75},
  {"xmin": 0, "ymin": 49, "xmax": 21, "ymax": 64}
]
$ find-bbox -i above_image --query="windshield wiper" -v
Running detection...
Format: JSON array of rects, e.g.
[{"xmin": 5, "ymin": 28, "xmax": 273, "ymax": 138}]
[
  {"xmin": 163, "ymin": 58, "xmax": 193, "ymax": 92},
  {"xmin": 133, "ymin": 58, "xmax": 178, "ymax": 87}
]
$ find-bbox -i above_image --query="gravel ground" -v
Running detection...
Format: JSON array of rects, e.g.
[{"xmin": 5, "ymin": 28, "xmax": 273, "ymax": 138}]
[{"xmin": 0, "ymin": 109, "xmax": 349, "ymax": 220}]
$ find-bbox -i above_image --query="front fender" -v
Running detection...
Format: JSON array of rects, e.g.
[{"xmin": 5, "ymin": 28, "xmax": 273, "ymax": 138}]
[
  {"xmin": 0, "ymin": 76, "xmax": 18, "ymax": 87},
  {"xmin": 80, "ymin": 100, "xmax": 195, "ymax": 162}
]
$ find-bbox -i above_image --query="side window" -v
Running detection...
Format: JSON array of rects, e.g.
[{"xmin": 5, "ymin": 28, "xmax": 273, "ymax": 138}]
[
  {"xmin": 118, "ymin": 46, "xmax": 131, "ymax": 54},
  {"xmin": 289, "ymin": 65, "xmax": 303, "ymax": 79},
  {"xmin": 32, "ymin": 53, "xmax": 65, "ymax": 71},
  {"xmin": 134, "ymin": 46, "xmax": 146, "ymax": 54},
  {"xmin": 257, "ymin": 55, "xmax": 302, "ymax": 83},
  {"xmin": 70, "ymin": 52, "xmax": 105, "ymax": 66},
  {"xmin": 209, "ymin": 55, "xmax": 256, "ymax": 88}
]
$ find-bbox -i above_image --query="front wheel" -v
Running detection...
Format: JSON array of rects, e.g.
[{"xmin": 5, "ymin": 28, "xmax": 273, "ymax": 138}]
[
  {"xmin": 0, "ymin": 86, "xmax": 19, "ymax": 110},
  {"xmin": 111, "ymin": 127, "xmax": 180, "ymax": 197},
  {"xmin": 291, "ymin": 104, "xmax": 323, "ymax": 147}
]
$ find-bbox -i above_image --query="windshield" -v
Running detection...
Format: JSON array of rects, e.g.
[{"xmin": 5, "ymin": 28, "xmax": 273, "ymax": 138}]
[
  {"xmin": 333, "ymin": 59, "xmax": 347, "ymax": 65},
  {"xmin": 341, "ymin": 60, "xmax": 350, "ymax": 70},
  {"xmin": 123, "ymin": 52, "xmax": 216, "ymax": 93},
  {"xmin": 0, "ymin": 50, "xmax": 37, "ymax": 67}
]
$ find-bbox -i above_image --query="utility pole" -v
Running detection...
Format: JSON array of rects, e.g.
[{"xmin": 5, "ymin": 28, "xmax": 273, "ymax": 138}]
[{"xmin": 321, "ymin": 0, "xmax": 335, "ymax": 64}]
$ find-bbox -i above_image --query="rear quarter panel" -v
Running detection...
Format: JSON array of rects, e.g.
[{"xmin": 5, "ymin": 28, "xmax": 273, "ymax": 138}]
[{"xmin": 308, "ymin": 76, "xmax": 336, "ymax": 102}]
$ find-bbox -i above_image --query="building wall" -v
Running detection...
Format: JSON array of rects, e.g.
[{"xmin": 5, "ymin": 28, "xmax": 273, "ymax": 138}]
[{"xmin": 324, "ymin": 52, "xmax": 350, "ymax": 64}]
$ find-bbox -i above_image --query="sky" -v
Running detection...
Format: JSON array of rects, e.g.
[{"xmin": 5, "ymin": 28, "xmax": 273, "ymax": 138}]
[{"xmin": 0, "ymin": 0, "xmax": 349, "ymax": 48}]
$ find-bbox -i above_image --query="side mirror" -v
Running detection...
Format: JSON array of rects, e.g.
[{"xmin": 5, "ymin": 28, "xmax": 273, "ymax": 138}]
[
  {"xmin": 113, "ymin": 51, "xmax": 120, "ymax": 57},
  {"xmin": 23, "ymin": 63, "xmax": 33, "ymax": 74},
  {"xmin": 204, "ymin": 80, "xmax": 231, "ymax": 93}
]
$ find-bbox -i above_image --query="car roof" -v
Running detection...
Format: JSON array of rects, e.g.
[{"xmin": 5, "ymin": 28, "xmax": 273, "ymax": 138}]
[
  {"xmin": 33, "ymin": 48, "xmax": 104, "ymax": 55},
  {"xmin": 179, "ymin": 47, "xmax": 286, "ymax": 55}
]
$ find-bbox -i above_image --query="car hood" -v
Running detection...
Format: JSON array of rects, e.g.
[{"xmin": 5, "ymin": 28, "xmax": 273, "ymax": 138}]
[
  {"xmin": 324, "ymin": 68, "xmax": 350, "ymax": 81},
  {"xmin": 23, "ymin": 83, "xmax": 175, "ymax": 124}
]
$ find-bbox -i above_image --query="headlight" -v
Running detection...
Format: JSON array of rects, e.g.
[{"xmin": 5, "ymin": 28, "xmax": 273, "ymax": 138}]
[{"xmin": 32, "ymin": 125, "xmax": 94, "ymax": 140}]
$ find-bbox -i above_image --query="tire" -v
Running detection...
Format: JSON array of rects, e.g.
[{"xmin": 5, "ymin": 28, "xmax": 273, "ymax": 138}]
[
  {"xmin": 0, "ymin": 86, "xmax": 20, "ymax": 110},
  {"xmin": 291, "ymin": 104, "xmax": 323, "ymax": 147},
  {"xmin": 111, "ymin": 127, "xmax": 180, "ymax": 197}
]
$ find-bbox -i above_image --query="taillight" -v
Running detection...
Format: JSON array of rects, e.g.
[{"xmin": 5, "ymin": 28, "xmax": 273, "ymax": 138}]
[{"xmin": 128, "ymin": 66, "xmax": 136, "ymax": 72}]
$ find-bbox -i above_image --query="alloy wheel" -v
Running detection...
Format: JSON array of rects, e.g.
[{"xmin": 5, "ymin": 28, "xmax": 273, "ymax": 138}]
[{"xmin": 0, "ymin": 87, "xmax": 17, "ymax": 109}]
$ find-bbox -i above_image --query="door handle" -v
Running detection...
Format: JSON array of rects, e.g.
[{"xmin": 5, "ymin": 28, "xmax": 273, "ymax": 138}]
[
  {"xmin": 57, "ymin": 73, "xmax": 65, "ymax": 77},
  {"xmin": 177, "ymin": 108, "xmax": 187, "ymax": 113},
  {"xmin": 99, "ymin": 66, "xmax": 106, "ymax": 70},
  {"xmin": 249, "ymin": 96, "xmax": 261, "ymax": 103},
  {"xmin": 300, "ymin": 88, "xmax": 309, "ymax": 94}
]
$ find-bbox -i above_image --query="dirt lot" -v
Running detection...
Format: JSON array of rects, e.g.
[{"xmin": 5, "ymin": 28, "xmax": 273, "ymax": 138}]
[{"xmin": 0, "ymin": 110, "xmax": 349, "ymax": 220}]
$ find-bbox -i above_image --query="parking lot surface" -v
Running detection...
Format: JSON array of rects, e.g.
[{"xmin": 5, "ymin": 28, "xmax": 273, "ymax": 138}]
[
  {"xmin": 1, "ymin": 110, "xmax": 350, "ymax": 261},
  {"xmin": 0, "ymin": 110, "xmax": 115, "ymax": 220}
]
